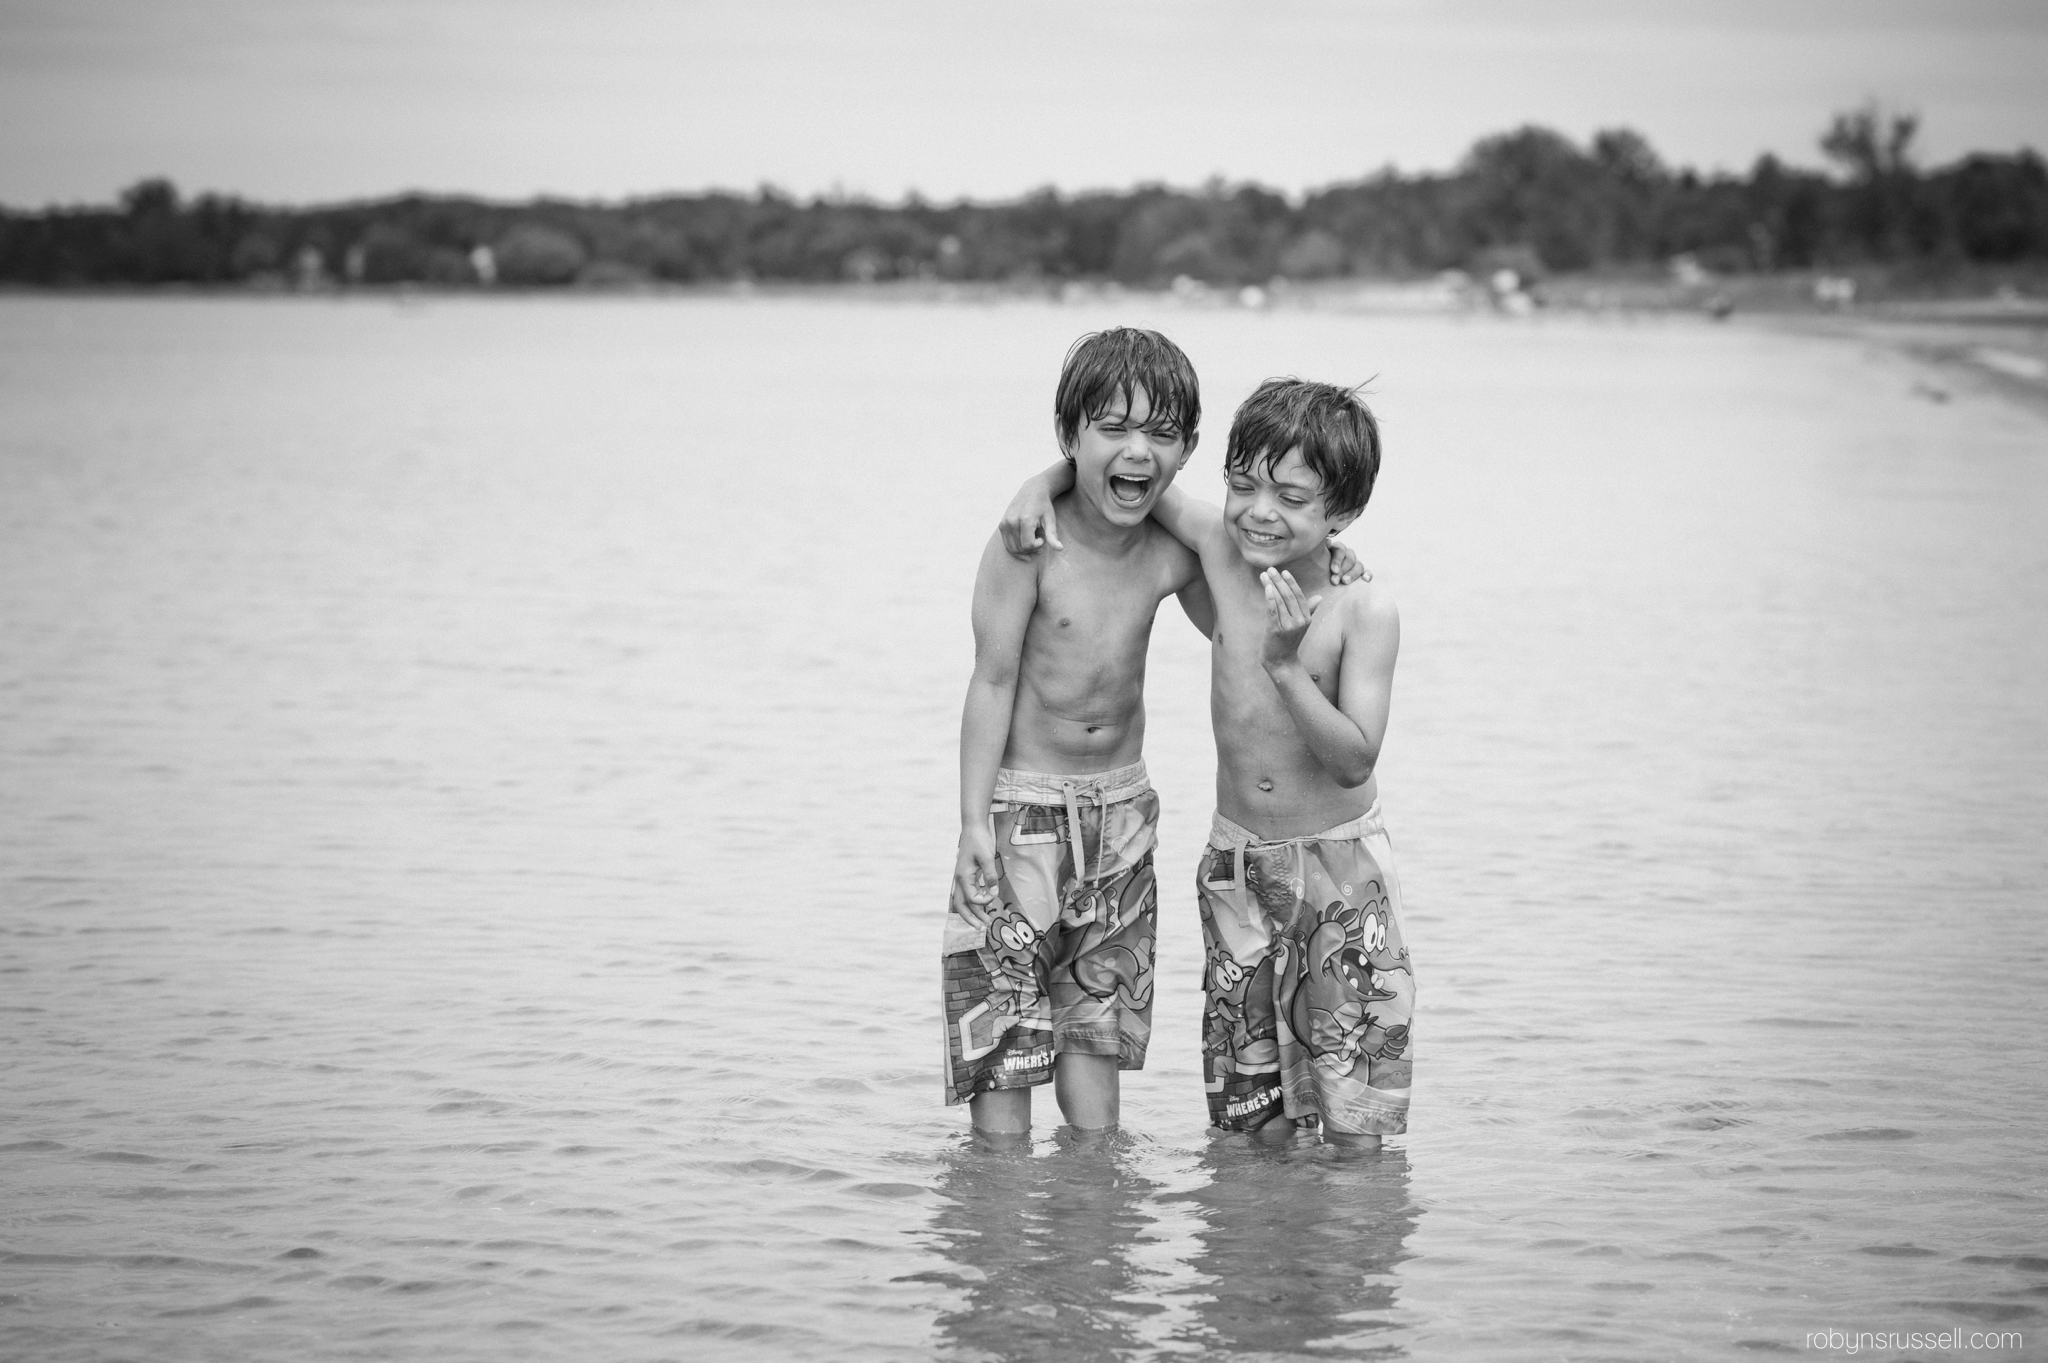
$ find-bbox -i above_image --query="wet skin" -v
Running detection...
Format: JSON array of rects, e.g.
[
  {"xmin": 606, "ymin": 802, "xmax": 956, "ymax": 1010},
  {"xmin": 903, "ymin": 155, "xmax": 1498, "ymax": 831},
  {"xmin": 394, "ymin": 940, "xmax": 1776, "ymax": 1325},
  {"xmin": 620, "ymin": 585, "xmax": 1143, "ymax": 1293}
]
[
  {"xmin": 994, "ymin": 443, "xmax": 1397, "ymax": 1147},
  {"xmin": 955, "ymin": 388, "xmax": 1209, "ymax": 1134},
  {"xmin": 1197, "ymin": 448, "xmax": 1400, "ymax": 1150},
  {"xmin": 1200, "ymin": 446, "xmax": 1399, "ymax": 839},
  {"xmin": 991, "ymin": 445, "xmax": 1393, "ymax": 835},
  {"xmin": 1001, "ymin": 390, "xmax": 1207, "ymax": 777}
]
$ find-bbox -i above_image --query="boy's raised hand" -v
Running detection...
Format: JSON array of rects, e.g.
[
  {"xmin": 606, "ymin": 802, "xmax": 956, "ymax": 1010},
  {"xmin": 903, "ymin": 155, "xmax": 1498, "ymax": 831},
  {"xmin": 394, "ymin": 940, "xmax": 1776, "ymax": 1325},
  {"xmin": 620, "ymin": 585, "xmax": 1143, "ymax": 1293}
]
[
  {"xmin": 999, "ymin": 480, "xmax": 1062, "ymax": 558},
  {"xmin": 1260, "ymin": 568, "xmax": 1323, "ymax": 671},
  {"xmin": 1327, "ymin": 539, "xmax": 1372, "ymax": 585},
  {"xmin": 951, "ymin": 823, "xmax": 1004, "ymax": 929}
]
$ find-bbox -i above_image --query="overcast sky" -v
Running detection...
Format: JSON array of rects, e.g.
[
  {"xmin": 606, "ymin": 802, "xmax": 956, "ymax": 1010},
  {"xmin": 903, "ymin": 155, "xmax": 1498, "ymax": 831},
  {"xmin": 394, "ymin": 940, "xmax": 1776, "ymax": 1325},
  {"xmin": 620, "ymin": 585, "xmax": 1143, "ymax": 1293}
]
[{"xmin": 3, "ymin": 0, "xmax": 2045, "ymax": 208}]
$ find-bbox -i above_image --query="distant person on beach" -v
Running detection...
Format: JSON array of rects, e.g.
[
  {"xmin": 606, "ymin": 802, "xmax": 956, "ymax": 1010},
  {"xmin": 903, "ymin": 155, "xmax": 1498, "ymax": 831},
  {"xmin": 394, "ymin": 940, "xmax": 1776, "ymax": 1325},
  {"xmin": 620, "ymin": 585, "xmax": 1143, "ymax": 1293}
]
[
  {"xmin": 1001, "ymin": 378, "xmax": 1412, "ymax": 1149},
  {"xmin": 941, "ymin": 328, "xmax": 1365, "ymax": 1136}
]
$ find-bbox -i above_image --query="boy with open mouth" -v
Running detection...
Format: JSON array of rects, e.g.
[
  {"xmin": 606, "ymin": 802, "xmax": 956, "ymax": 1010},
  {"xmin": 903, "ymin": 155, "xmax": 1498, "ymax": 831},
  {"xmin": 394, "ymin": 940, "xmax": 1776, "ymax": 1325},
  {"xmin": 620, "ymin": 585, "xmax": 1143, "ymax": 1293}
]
[
  {"xmin": 1000, "ymin": 377, "xmax": 1412, "ymax": 1149},
  {"xmin": 942, "ymin": 331, "xmax": 1367, "ymax": 1137}
]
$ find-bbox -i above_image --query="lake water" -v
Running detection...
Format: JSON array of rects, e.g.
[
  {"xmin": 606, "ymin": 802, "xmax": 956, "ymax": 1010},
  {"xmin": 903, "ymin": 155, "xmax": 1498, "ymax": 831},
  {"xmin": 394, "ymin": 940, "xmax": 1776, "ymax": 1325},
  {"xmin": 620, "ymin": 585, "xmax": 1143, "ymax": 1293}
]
[{"xmin": 2, "ymin": 294, "xmax": 2044, "ymax": 1362}]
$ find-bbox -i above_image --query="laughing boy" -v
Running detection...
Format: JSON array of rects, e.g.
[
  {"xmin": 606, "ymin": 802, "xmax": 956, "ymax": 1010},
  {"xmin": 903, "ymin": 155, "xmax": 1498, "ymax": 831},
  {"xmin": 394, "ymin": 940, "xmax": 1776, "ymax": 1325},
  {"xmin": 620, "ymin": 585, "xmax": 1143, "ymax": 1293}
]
[
  {"xmin": 999, "ymin": 378, "xmax": 1413, "ymax": 1149},
  {"xmin": 941, "ymin": 333, "xmax": 1369, "ymax": 1137}
]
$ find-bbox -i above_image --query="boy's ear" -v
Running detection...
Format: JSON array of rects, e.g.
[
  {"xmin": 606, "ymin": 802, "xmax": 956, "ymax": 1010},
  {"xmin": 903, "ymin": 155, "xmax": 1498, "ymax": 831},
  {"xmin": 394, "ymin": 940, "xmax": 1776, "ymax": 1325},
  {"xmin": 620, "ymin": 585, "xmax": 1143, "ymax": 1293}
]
[
  {"xmin": 1053, "ymin": 416, "xmax": 1075, "ymax": 461},
  {"xmin": 1179, "ymin": 430, "xmax": 1199, "ymax": 464},
  {"xmin": 1326, "ymin": 507, "xmax": 1362, "ymax": 537}
]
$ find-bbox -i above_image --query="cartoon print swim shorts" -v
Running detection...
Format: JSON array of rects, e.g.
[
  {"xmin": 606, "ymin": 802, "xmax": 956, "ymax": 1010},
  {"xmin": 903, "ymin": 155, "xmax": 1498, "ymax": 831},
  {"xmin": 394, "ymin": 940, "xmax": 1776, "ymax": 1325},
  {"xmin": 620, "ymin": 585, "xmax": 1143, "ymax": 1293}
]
[
  {"xmin": 942, "ymin": 761, "xmax": 1159, "ymax": 1106},
  {"xmin": 1197, "ymin": 805, "xmax": 1414, "ymax": 1137}
]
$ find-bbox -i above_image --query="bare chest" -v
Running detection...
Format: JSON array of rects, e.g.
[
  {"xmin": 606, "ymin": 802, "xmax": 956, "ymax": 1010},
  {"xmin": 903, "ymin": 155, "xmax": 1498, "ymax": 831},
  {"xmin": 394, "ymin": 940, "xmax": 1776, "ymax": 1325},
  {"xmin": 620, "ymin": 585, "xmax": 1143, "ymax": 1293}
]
[
  {"xmin": 1029, "ymin": 556, "xmax": 1166, "ymax": 652},
  {"xmin": 1213, "ymin": 589, "xmax": 1345, "ymax": 704}
]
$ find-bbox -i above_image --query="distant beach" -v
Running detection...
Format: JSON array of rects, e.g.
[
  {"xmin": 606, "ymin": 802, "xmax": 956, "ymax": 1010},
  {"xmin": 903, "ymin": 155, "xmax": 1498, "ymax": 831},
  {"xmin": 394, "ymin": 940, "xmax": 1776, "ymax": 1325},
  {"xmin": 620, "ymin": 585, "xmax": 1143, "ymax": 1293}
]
[
  {"xmin": 1767, "ymin": 303, "xmax": 2048, "ymax": 418},
  {"xmin": 12, "ymin": 258, "xmax": 2041, "ymax": 415}
]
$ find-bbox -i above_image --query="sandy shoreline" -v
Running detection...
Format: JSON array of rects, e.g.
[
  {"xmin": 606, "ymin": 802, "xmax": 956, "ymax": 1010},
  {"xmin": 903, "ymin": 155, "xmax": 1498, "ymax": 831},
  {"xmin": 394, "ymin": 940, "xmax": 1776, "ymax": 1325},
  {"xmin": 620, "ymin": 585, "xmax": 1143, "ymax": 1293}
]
[{"xmin": 1757, "ymin": 305, "xmax": 2048, "ymax": 420}]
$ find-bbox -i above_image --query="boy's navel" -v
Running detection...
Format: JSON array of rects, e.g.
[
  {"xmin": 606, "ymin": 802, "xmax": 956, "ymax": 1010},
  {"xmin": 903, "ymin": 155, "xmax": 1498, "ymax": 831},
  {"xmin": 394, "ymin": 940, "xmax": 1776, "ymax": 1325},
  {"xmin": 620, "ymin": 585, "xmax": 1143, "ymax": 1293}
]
[
  {"xmin": 1258, "ymin": 779, "xmax": 1274, "ymax": 792},
  {"xmin": 1059, "ymin": 617, "xmax": 1071, "ymax": 627}
]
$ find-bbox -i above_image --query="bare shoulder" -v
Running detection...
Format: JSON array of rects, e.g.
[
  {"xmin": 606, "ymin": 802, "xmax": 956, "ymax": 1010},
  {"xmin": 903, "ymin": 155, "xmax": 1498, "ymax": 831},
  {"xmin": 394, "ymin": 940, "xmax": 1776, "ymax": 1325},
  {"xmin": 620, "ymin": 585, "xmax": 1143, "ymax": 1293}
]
[
  {"xmin": 1332, "ymin": 574, "xmax": 1400, "ymax": 643},
  {"xmin": 973, "ymin": 527, "xmax": 1041, "ymax": 599}
]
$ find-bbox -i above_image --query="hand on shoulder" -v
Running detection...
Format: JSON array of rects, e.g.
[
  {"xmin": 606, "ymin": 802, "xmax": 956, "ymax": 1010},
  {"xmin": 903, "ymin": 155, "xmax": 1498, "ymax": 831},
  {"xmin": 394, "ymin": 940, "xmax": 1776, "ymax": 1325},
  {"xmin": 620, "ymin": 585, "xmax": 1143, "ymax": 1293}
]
[
  {"xmin": 1327, "ymin": 539, "xmax": 1372, "ymax": 586},
  {"xmin": 999, "ymin": 469, "xmax": 1065, "ymax": 558}
]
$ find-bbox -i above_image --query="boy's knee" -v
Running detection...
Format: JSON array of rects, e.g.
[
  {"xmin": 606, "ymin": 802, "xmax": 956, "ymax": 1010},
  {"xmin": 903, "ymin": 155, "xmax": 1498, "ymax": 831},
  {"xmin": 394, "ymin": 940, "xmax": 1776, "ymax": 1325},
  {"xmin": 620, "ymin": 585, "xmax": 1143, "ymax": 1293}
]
[
  {"xmin": 1053, "ymin": 1052, "xmax": 1120, "ymax": 1128},
  {"xmin": 1053, "ymin": 1052, "xmax": 1119, "ymax": 1095}
]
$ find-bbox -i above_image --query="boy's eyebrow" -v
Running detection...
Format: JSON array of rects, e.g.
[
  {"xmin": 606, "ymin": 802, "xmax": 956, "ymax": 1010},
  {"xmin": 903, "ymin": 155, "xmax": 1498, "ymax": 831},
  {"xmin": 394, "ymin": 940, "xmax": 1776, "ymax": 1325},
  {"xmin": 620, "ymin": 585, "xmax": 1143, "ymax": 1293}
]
[{"xmin": 1231, "ymin": 454, "xmax": 1320, "ymax": 490}]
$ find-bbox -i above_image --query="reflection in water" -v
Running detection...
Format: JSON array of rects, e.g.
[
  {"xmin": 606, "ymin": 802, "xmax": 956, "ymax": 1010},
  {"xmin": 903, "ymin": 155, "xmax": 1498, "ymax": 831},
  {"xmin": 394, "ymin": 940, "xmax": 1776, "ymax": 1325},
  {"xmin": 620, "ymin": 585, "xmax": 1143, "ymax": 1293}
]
[
  {"xmin": 920, "ymin": 1127, "xmax": 1416, "ymax": 1360},
  {"xmin": 922, "ymin": 1129, "xmax": 1164, "ymax": 1362},
  {"xmin": 1176, "ymin": 1134, "xmax": 1417, "ymax": 1357}
]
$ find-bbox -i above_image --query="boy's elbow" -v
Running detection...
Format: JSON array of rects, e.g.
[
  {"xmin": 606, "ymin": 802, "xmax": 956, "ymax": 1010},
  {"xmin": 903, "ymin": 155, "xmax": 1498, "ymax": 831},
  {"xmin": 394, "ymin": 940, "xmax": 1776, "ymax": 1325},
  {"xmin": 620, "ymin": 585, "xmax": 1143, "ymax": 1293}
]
[
  {"xmin": 970, "ymin": 660, "xmax": 1020, "ymax": 694},
  {"xmin": 1332, "ymin": 748, "xmax": 1378, "ymax": 788}
]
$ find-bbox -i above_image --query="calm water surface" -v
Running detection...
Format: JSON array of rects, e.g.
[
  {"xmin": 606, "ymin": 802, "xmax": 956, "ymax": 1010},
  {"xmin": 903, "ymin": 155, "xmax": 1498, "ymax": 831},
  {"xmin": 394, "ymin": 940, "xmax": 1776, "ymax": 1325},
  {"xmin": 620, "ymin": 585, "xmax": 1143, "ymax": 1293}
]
[{"xmin": 2, "ymin": 296, "xmax": 2044, "ymax": 1361}]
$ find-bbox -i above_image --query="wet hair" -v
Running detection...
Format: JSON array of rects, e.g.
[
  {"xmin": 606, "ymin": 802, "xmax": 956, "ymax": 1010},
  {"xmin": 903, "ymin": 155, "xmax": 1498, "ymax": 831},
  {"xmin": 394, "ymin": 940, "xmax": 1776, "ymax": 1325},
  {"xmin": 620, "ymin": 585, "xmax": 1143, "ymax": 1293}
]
[
  {"xmin": 1053, "ymin": 328, "xmax": 1200, "ymax": 452},
  {"xmin": 1224, "ymin": 378, "xmax": 1381, "ymax": 519}
]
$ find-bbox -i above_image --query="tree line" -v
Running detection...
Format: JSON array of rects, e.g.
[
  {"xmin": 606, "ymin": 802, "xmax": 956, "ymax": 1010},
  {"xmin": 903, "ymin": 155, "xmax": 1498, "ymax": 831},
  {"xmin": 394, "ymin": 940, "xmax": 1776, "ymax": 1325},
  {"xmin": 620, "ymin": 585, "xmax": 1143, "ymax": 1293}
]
[{"xmin": 3, "ymin": 109, "xmax": 2042, "ymax": 290}]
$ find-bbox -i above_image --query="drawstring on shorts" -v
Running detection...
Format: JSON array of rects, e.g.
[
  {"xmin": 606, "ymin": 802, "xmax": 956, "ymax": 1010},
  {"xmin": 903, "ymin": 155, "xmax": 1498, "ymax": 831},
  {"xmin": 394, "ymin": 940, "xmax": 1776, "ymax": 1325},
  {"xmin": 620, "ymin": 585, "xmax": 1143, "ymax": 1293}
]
[
  {"xmin": 988, "ymin": 761, "xmax": 1149, "ymax": 893},
  {"xmin": 1060, "ymin": 778, "xmax": 1105, "ymax": 885}
]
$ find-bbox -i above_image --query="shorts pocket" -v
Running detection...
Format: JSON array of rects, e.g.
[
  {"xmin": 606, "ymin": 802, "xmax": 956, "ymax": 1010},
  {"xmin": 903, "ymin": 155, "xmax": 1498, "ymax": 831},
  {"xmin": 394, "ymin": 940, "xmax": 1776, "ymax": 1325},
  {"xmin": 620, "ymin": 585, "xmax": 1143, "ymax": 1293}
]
[
  {"xmin": 1009, "ymin": 805, "xmax": 1064, "ymax": 845},
  {"xmin": 1199, "ymin": 843, "xmax": 1241, "ymax": 891}
]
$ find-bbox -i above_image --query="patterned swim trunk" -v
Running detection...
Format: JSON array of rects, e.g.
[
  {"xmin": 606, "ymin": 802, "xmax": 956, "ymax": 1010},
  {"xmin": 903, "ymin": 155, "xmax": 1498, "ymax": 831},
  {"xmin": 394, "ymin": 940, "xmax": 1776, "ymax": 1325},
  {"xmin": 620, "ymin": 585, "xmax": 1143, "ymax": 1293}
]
[
  {"xmin": 1197, "ymin": 805, "xmax": 1414, "ymax": 1137},
  {"xmin": 941, "ymin": 760, "xmax": 1159, "ymax": 1106}
]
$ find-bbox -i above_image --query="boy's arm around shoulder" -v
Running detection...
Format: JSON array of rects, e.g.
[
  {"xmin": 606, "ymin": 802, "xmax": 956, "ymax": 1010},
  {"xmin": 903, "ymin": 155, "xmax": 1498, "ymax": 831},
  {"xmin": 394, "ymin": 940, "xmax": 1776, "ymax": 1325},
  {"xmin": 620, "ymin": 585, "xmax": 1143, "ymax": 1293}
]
[
  {"xmin": 1000, "ymin": 460, "xmax": 1073, "ymax": 556},
  {"xmin": 1150, "ymin": 487, "xmax": 1371, "ymax": 585},
  {"xmin": 998, "ymin": 470, "xmax": 1282, "ymax": 593},
  {"xmin": 1147, "ymin": 484, "xmax": 1232, "ymax": 567},
  {"xmin": 954, "ymin": 532, "xmax": 1037, "ymax": 919}
]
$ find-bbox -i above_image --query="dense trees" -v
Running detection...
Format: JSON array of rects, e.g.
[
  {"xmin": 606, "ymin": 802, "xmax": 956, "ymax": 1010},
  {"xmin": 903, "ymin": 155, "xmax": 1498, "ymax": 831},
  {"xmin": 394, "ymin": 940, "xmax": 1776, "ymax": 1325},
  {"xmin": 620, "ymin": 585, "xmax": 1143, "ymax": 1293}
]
[{"xmin": 3, "ymin": 112, "xmax": 2042, "ymax": 289}]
